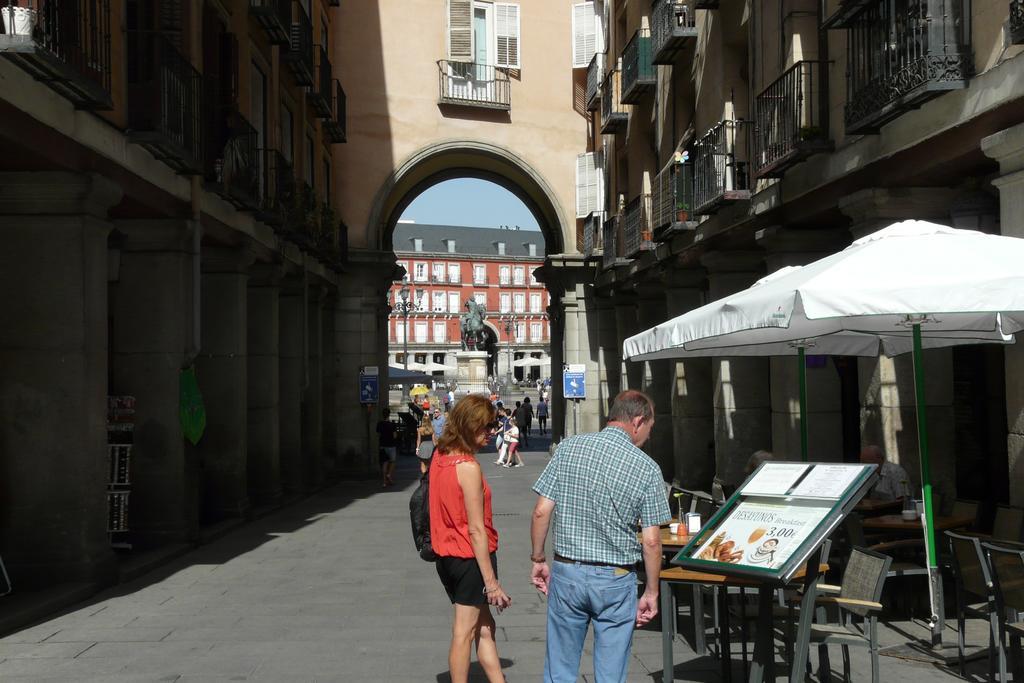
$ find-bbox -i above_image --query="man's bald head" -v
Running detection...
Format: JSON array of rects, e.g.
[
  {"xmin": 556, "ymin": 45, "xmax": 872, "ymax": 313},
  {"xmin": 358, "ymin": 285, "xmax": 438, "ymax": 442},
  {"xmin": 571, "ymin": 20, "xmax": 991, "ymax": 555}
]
[{"xmin": 859, "ymin": 444, "xmax": 884, "ymax": 465}]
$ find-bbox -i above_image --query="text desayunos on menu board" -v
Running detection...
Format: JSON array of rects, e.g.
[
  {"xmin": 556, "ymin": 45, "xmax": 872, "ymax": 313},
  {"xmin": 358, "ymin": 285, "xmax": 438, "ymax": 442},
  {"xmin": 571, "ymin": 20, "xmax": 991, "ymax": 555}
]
[{"xmin": 694, "ymin": 502, "xmax": 825, "ymax": 569}]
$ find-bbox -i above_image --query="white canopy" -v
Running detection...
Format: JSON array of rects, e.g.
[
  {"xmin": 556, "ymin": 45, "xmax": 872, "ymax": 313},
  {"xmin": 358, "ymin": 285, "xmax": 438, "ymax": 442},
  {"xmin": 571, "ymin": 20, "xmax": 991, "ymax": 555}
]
[
  {"xmin": 420, "ymin": 361, "xmax": 458, "ymax": 373},
  {"xmin": 512, "ymin": 356, "xmax": 551, "ymax": 368}
]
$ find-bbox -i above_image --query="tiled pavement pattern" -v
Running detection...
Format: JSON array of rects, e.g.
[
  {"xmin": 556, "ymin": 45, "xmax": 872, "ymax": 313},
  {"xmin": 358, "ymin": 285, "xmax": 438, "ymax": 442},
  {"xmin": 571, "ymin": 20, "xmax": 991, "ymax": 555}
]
[{"xmin": 0, "ymin": 435, "xmax": 999, "ymax": 681}]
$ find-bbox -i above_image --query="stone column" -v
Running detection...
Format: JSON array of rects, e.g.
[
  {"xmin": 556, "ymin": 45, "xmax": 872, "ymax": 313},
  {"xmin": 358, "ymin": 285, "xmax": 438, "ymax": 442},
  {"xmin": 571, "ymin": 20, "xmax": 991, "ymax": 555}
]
[
  {"xmin": 615, "ymin": 293, "xmax": 642, "ymax": 391},
  {"xmin": 279, "ymin": 271, "xmax": 306, "ymax": 494},
  {"xmin": 113, "ymin": 219, "xmax": 200, "ymax": 544},
  {"xmin": 596, "ymin": 298, "xmax": 621, "ymax": 420},
  {"xmin": 247, "ymin": 263, "xmax": 282, "ymax": 507},
  {"xmin": 320, "ymin": 291, "xmax": 338, "ymax": 478},
  {"xmin": 302, "ymin": 285, "xmax": 325, "ymax": 489},
  {"xmin": 637, "ymin": 283, "xmax": 673, "ymax": 478},
  {"xmin": 701, "ymin": 251, "xmax": 771, "ymax": 488},
  {"xmin": 0, "ymin": 173, "xmax": 120, "ymax": 586},
  {"xmin": 663, "ymin": 269, "xmax": 715, "ymax": 490},
  {"xmin": 196, "ymin": 246, "xmax": 252, "ymax": 523},
  {"xmin": 756, "ymin": 226, "xmax": 849, "ymax": 462},
  {"xmin": 548, "ymin": 296, "xmax": 566, "ymax": 444},
  {"xmin": 839, "ymin": 188, "xmax": 957, "ymax": 507},
  {"xmin": 561, "ymin": 278, "xmax": 603, "ymax": 437},
  {"xmin": 982, "ymin": 123, "xmax": 1024, "ymax": 504}
]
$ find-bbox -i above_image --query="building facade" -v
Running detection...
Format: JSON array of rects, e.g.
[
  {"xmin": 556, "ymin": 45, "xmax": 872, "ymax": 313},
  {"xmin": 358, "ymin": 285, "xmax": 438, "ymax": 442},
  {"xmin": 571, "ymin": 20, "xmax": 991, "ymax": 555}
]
[
  {"xmin": 388, "ymin": 223, "xmax": 549, "ymax": 382},
  {"xmin": 555, "ymin": 0, "xmax": 1024, "ymax": 515}
]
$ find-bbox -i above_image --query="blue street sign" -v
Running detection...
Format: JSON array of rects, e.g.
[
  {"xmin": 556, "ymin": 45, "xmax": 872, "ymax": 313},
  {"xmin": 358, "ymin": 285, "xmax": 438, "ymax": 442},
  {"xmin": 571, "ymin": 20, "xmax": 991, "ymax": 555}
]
[
  {"xmin": 563, "ymin": 364, "xmax": 586, "ymax": 399},
  {"xmin": 359, "ymin": 374, "xmax": 379, "ymax": 404}
]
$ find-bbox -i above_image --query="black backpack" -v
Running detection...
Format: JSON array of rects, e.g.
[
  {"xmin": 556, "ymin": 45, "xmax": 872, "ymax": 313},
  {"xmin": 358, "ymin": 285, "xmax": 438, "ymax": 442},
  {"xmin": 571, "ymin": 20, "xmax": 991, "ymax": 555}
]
[{"xmin": 409, "ymin": 471, "xmax": 437, "ymax": 561}]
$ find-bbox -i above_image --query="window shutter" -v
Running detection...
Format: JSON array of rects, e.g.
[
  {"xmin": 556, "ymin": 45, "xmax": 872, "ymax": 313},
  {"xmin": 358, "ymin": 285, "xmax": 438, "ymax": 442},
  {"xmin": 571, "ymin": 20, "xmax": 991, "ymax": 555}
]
[
  {"xmin": 572, "ymin": 3, "xmax": 596, "ymax": 68},
  {"xmin": 575, "ymin": 151, "xmax": 603, "ymax": 218},
  {"xmin": 495, "ymin": 3, "xmax": 520, "ymax": 69},
  {"xmin": 447, "ymin": 0, "xmax": 472, "ymax": 62}
]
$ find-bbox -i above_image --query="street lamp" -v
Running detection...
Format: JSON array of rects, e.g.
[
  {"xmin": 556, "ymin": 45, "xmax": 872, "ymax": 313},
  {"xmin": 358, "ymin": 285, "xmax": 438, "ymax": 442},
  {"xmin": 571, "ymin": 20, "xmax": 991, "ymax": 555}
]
[
  {"xmin": 501, "ymin": 313, "xmax": 518, "ymax": 395},
  {"xmin": 394, "ymin": 280, "xmax": 420, "ymax": 401}
]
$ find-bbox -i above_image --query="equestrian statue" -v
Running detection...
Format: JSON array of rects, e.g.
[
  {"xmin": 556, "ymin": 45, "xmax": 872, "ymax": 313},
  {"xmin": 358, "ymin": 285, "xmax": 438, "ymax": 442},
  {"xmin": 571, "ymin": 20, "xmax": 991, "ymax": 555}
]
[{"xmin": 460, "ymin": 299, "xmax": 488, "ymax": 351}]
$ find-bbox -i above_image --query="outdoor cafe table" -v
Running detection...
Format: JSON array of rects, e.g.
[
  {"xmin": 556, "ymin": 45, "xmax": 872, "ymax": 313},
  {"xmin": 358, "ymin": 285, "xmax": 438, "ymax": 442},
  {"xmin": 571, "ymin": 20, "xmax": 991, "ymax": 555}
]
[
  {"xmin": 861, "ymin": 514, "xmax": 976, "ymax": 533},
  {"xmin": 658, "ymin": 561, "xmax": 829, "ymax": 683},
  {"xmin": 854, "ymin": 497, "xmax": 903, "ymax": 515}
]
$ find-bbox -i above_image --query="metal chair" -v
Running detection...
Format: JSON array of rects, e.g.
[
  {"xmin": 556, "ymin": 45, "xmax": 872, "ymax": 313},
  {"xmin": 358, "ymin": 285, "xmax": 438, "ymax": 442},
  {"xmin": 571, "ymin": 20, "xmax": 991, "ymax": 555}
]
[
  {"xmin": 669, "ymin": 487, "xmax": 694, "ymax": 521},
  {"xmin": 992, "ymin": 505, "xmax": 1024, "ymax": 543},
  {"xmin": 946, "ymin": 530, "xmax": 1002, "ymax": 679},
  {"xmin": 952, "ymin": 498, "xmax": 982, "ymax": 529},
  {"xmin": 983, "ymin": 541, "xmax": 1024, "ymax": 683},
  {"xmin": 692, "ymin": 494, "xmax": 714, "ymax": 522},
  {"xmin": 794, "ymin": 546, "xmax": 892, "ymax": 683}
]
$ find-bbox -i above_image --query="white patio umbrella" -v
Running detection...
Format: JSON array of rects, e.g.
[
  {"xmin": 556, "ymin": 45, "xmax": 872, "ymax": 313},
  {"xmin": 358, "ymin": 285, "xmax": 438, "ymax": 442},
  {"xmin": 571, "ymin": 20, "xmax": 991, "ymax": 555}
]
[
  {"xmin": 420, "ymin": 361, "xmax": 458, "ymax": 373},
  {"xmin": 512, "ymin": 356, "xmax": 551, "ymax": 368},
  {"xmin": 623, "ymin": 220, "xmax": 1024, "ymax": 642}
]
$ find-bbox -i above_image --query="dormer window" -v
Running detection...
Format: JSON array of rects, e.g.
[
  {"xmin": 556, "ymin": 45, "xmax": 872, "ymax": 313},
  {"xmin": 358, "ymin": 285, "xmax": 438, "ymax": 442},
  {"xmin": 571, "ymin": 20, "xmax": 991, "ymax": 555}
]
[
  {"xmin": 447, "ymin": 239, "xmax": 456, "ymax": 254},
  {"xmin": 527, "ymin": 243, "xmax": 537, "ymax": 256},
  {"xmin": 413, "ymin": 238, "xmax": 423, "ymax": 252},
  {"xmin": 497, "ymin": 241, "xmax": 506, "ymax": 255}
]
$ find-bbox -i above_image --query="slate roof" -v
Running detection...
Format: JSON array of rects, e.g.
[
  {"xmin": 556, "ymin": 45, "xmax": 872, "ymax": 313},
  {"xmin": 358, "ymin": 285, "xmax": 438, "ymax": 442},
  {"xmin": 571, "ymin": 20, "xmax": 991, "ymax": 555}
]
[{"xmin": 392, "ymin": 223, "xmax": 545, "ymax": 258}]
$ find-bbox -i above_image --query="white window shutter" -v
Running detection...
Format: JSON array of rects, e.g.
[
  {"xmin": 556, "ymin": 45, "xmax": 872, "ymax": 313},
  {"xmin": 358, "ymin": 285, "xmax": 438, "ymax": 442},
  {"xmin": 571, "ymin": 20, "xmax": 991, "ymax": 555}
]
[
  {"xmin": 572, "ymin": 2, "xmax": 596, "ymax": 68},
  {"xmin": 576, "ymin": 152, "xmax": 602, "ymax": 218},
  {"xmin": 496, "ymin": 3, "xmax": 520, "ymax": 69},
  {"xmin": 448, "ymin": 0, "xmax": 472, "ymax": 62}
]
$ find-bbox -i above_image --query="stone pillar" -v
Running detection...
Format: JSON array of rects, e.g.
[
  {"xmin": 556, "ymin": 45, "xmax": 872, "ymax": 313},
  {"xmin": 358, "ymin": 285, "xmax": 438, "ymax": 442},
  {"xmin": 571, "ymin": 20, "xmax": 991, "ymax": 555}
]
[
  {"xmin": 321, "ymin": 291, "xmax": 339, "ymax": 478},
  {"xmin": 196, "ymin": 246, "xmax": 252, "ymax": 523},
  {"xmin": 302, "ymin": 285, "xmax": 325, "ymax": 489},
  {"xmin": 548, "ymin": 296, "xmax": 566, "ymax": 444},
  {"xmin": 279, "ymin": 272, "xmax": 306, "ymax": 493},
  {"xmin": 247, "ymin": 263, "xmax": 282, "ymax": 507},
  {"xmin": 615, "ymin": 293, "xmax": 642, "ymax": 391},
  {"xmin": 561, "ymin": 279, "xmax": 603, "ymax": 437},
  {"xmin": 701, "ymin": 251, "xmax": 771, "ymax": 488},
  {"xmin": 839, "ymin": 188, "xmax": 956, "ymax": 507},
  {"xmin": 757, "ymin": 226, "xmax": 849, "ymax": 462},
  {"xmin": 663, "ymin": 269, "xmax": 715, "ymax": 490},
  {"xmin": 982, "ymin": 124, "xmax": 1024, "ymax": 504},
  {"xmin": 113, "ymin": 219, "xmax": 200, "ymax": 544},
  {"xmin": 637, "ymin": 283, "xmax": 673, "ymax": 478},
  {"xmin": 597, "ymin": 298, "xmax": 621, "ymax": 420},
  {"xmin": 0, "ymin": 173, "xmax": 120, "ymax": 586}
]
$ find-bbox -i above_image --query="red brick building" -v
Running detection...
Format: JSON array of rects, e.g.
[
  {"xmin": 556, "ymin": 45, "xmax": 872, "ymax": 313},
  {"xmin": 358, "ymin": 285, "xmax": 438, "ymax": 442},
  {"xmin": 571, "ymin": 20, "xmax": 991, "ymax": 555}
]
[{"xmin": 388, "ymin": 223, "xmax": 549, "ymax": 380}]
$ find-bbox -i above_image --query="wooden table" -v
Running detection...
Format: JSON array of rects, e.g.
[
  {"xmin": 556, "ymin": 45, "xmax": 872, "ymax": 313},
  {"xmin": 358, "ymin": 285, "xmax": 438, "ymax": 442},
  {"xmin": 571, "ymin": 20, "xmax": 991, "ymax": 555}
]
[
  {"xmin": 861, "ymin": 513, "xmax": 975, "ymax": 532},
  {"xmin": 659, "ymin": 561, "xmax": 829, "ymax": 683},
  {"xmin": 660, "ymin": 528, "xmax": 693, "ymax": 548},
  {"xmin": 854, "ymin": 497, "xmax": 903, "ymax": 515}
]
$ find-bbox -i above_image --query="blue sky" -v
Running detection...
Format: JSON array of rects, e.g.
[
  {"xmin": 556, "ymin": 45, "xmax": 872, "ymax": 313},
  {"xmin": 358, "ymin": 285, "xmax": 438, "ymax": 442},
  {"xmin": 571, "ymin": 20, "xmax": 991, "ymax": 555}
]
[{"xmin": 399, "ymin": 178, "xmax": 540, "ymax": 230}]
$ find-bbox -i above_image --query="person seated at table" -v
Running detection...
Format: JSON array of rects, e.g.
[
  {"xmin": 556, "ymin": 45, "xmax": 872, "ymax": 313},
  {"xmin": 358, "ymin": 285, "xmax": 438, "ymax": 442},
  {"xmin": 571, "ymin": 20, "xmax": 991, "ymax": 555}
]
[
  {"xmin": 859, "ymin": 444, "xmax": 910, "ymax": 501},
  {"xmin": 744, "ymin": 450, "xmax": 774, "ymax": 477}
]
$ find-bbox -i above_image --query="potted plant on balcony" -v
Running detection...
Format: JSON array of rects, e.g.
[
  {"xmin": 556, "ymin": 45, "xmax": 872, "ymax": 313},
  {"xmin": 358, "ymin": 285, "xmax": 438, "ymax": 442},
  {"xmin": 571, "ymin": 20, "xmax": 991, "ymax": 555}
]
[{"xmin": 1, "ymin": 2, "xmax": 36, "ymax": 37}]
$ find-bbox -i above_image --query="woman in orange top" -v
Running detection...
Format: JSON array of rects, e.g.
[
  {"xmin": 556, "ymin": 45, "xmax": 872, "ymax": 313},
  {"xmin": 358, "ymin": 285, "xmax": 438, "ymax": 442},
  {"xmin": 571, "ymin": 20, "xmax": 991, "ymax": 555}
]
[{"xmin": 430, "ymin": 394, "xmax": 512, "ymax": 683}]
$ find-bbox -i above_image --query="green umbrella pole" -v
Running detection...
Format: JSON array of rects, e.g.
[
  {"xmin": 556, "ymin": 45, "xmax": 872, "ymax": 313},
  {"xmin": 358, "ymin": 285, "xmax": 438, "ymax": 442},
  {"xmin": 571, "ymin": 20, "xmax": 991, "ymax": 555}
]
[
  {"xmin": 798, "ymin": 346, "xmax": 808, "ymax": 461},
  {"xmin": 911, "ymin": 323, "xmax": 938, "ymax": 570}
]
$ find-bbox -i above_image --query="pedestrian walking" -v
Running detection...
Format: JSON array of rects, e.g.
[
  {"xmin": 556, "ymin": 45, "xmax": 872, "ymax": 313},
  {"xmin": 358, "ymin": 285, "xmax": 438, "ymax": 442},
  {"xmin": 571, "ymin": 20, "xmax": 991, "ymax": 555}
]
[
  {"xmin": 536, "ymin": 398, "xmax": 548, "ymax": 435},
  {"xmin": 376, "ymin": 408, "xmax": 399, "ymax": 487},
  {"xmin": 429, "ymin": 395, "xmax": 512, "ymax": 683},
  {"xmin": 521, "ymin": 396, "xmax": 534, "ymax": 440},
  {"xmin": 503, "ymin": 417, "xmax": 522, "ymax": 468},
  {"xmin": 416, "ymin": 413, "xmax": 435, "ymax": 472},
  {"xmin": 528, "ymin": 390, "xmax": 670, "ymax": 683},
  {"xmin": 493, "ymin": 409, "xmax": 510, "ymax": 466}
]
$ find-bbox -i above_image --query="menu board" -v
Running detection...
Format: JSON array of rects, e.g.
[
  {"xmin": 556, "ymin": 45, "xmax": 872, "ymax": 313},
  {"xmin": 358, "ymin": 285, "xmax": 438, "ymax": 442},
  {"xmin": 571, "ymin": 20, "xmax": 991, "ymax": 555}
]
[{"xmin": 673, "ymin": 461, "xmax": 877, "ymax": 582}]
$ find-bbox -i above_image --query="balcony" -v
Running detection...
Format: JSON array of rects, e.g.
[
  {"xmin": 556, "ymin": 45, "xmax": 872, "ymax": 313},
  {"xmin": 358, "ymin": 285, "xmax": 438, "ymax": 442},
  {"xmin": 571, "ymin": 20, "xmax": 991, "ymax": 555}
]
[
  {"xmin": 437, "ymin": 60, "xmax": 511, "ymax": 110},
  {"xmin": 308, "ymin": 45, "xmax": 333, "ymax": 118},
  {"xmin": 601, "ymin": 215, "xmax": 628, "ymax": 269},
  {"xmin": 256, "ymin": 149, "xmax": 295, "ymax": 227},
  {"xmin": 586, "ymin": 51, "xmax": 603, "ymax": 111},
  {"xmin": 0, "ymin": 0, "xmax": 112, "ymax": 109},
  {"xmin": 623, "ymin": 193, "xmax": 653, "ymax": 258},
  {"xmin": 205, "ymin": 109, "xmax": 260, "ymax": 210},
  {"xmin": 693, "ymin": 120, "xmax": 751, "ymax": 215},
  {"xmin": 282, "ymin": 3, "xmax": 314, "ymax": 86},
  {"xmin": 620, "ymin": 28, "xmax": 654, "ymax": 104},
  {"xmin": 583, "ymin": 211, "xmax": 604, "ymax": 258},
  {"xmin": 651, "ymin": 0, "xmax": 697, "ymax": 65},
  {"xmin": 126, "ymin": 32, "xmax": 203, "ymax": 174},
  {"xmin": 600, "ymin": 67, "xmax": 628, "ymax": 134},
  {"xmin": 837, "ymin": 0, "xmax": 972, "ymax": 135},
  {"xmin": 322, "ymin": 80, "xmax": 347, "ymax": 143},
  {"xmin": 651, "ymin": 156, "xmax": 695, "ymax": 239},
  {"xmin": 1013, "ymin": 0, "xmax": 1024, "ymax": 44},
  {"xmin": 249, "ymin": 0, "xmax": 290, "ymax": 44},
  {"xmin": 695, "ymin": 0, "xmax": 718, "ymax": 7},
  {"xmin": 287, "ymin": 181, "xmax": 324, "ymax": 247},
  {"xmin": 753, "ymin": 60, "xmax": 832, "ymax": 179}
]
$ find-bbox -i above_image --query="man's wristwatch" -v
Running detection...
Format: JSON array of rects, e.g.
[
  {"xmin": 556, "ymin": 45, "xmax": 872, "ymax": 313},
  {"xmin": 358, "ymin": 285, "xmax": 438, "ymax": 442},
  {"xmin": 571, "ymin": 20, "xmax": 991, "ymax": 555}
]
[{"xmin": 530, "ymin": 554, "xmax": 546, "ymax": 563}]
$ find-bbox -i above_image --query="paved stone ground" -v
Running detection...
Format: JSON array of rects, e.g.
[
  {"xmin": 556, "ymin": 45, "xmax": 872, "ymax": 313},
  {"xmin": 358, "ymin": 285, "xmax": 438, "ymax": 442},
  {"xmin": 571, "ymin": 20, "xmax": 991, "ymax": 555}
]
[{"xmin": 0, "ymin": 433, "xmax": 1000, "ymax": 681}]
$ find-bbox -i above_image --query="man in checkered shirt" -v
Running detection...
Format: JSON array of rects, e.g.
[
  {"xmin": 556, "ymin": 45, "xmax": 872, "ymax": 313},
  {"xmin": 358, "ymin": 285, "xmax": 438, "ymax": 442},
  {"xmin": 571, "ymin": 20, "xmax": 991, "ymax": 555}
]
[{"xmin": 529, "ymin": 390, "xmax": 670, "ymax": 683}]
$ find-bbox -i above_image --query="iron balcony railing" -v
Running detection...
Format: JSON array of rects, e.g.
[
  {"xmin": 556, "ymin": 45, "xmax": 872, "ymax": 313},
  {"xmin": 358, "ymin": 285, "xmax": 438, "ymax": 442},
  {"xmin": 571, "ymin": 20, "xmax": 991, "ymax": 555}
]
[
  {"xmin": 309, "ymin": 45, "xmax": 333, "ymax": 118},
  {"xmin": 754, "ymin": 60, "xmax": 832, "ymax": 179},
  {"xmin": 257, "ymin": 148, "xmax": 295, "ymax": 227},
  {"xmin": 323, "ymin": 80, "xmax": 347, "ymax": 143},
  {"xmin": 651, "ymin": 156, "xmax": 695, "ymax": 237},
  {"xmin": 651, "ymin": 0, "xmax": 697, "ymax": 65},
  {"xmin": 583, "ymin": 211, "xmax": 604, "ymax": 257},
  {"xmin": 282, "ymin": 2, "xmax": 314, "ymax": 86},
  {"xmin": 126, "ymin": 31, "xmax": 203, "ymax": 174},
  {"xmin": 1012, "ymin": 0, "xmax": 1024, "ymax": 44},
  {"xmin": 838, "ymin": 0, "xmax": 972, "ymax": 134},
  {"xmin": 437, "ymin": 60, "xmax": 511, "ymax": 110},
  {"xmin": 621, "ymin": 28, "xmax": 655, "ymax": 104},
  {"xmin": 602, "ymin": 215, "xmax": 618, "ymax": 269},
  {"xmin": 206, "ymin": 108, "xmax": 259, "ymax": 210},
  {"xmin": 693, "ymin": 120, "xmax": 751, "ymax": 215},
  {"xmin": 0, "ymin": 0, "xmax": 112, "ymax": 109},
  {"xmin": 600, "ymin": 67, "xmax": 628, "ymax": 134},
  {"xmin": 586, "ymin": 51, "xmax": 603, "ymax": 111},
  {"xmin": 249, "ymin": 0, "xmax": 290, "ymax": 44},
  {"xmin": 623, "ymin": 193, "xmax": 653, "ymax": 258}
]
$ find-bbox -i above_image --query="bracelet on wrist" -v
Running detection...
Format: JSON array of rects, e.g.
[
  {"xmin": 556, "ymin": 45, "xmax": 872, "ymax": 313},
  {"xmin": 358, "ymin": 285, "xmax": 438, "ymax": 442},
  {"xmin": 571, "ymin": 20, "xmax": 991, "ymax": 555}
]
[
  {"xmin": 530, "ymin": 555, "xmax": 546, "ymax": 563},
  {"xmin": 482, "ymin": 584, "xmax": 500, "ymax": 595}
]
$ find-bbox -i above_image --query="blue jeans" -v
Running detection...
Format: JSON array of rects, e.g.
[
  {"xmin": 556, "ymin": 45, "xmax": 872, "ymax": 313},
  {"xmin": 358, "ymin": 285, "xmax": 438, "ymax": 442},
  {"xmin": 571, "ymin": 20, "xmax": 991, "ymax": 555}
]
[{"xmin": 544, "ymin": 559, "xmax": 638, "ymax": 683}]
